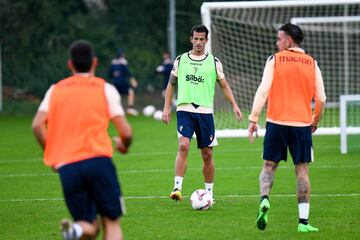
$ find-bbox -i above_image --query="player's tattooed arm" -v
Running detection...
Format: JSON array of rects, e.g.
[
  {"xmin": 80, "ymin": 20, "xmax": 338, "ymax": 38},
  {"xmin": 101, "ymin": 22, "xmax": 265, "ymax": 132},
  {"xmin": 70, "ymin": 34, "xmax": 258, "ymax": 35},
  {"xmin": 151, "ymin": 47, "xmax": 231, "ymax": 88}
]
[{"xmin": 169, "ymin": 74, "xmax": 178, "ymax": 86}]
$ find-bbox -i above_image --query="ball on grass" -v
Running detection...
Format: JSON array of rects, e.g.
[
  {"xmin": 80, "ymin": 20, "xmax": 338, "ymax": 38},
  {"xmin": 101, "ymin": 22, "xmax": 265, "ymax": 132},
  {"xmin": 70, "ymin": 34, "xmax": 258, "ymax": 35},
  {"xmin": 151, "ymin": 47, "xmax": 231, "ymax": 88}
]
[
  {"xmin": 142, "ymin": 105, "xmax": 156, "ymax": 117},
  {"xmin": 153, "ymin": 110, "xmax": 163, "ymax": 121}
]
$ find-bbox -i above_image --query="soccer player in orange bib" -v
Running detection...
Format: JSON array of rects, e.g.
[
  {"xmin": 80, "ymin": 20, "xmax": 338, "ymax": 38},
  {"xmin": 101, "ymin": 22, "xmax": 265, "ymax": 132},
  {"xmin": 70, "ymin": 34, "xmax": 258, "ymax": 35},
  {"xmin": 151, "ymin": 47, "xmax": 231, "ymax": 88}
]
[
  {"xmin": 248, "ymin": 23, "xmax": 326, "ymax": 232},
  {"xmin": 32, "ymin": 40, "xmax": 132, "ymax": 240}
]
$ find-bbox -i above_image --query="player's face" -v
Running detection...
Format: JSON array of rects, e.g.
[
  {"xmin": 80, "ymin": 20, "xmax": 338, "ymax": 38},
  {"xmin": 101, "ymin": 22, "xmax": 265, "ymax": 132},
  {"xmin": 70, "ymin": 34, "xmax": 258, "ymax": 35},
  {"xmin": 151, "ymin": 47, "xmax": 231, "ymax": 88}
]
[
  {"xmin": 276, "ymin": 30, "xmax": 290, "ymax": 51},
  {"xmin": 190, "ymin": 31, "xmax": 208, "ymax": 55}
]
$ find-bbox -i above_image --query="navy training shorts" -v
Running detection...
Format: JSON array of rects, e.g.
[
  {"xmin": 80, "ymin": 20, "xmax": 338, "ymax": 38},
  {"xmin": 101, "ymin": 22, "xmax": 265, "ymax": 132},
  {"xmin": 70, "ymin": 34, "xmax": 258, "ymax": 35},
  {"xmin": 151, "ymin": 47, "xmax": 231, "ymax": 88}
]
[
  {"xmin": 114, "ymin": 82, "xmax": 130, "ymax": 96},
  {"xmin": 177, "ymin": 110, "xmax": 218, "ymax": 148},
  {"xmin": 263, "ymin": 122, "xmax": 313, "ymax": 164},
  {"xmin": 58, "ymin": 157, "xmax": 124, "ymax": 222}
]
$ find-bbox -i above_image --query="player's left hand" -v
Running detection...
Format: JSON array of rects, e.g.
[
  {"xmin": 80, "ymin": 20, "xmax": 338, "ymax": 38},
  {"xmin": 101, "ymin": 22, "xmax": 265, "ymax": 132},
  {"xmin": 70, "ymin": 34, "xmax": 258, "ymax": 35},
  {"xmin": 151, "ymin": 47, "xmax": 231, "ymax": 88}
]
[
  {"xmin": 233, "ymin": 106, "xmax": 243, "ymax": 121},
  {"xmin": 112, "ymin": 136, "xmax": 128, "ymax": 154}
]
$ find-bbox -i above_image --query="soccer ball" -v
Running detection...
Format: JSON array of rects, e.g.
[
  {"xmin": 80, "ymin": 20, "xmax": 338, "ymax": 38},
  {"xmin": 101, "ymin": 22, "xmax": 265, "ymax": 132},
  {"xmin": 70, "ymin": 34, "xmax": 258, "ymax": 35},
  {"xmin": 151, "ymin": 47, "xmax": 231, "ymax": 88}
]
[
  {"xmin": 190, "ymin": 189, "xmax": 212, "ymax": 210},
  {"xmin": 142, "ymin": 105, "xmax": 156, "ymax": 117},
  {"xmin": 153, "ymin": 110, "xmax": 163, "ymax": 121}
]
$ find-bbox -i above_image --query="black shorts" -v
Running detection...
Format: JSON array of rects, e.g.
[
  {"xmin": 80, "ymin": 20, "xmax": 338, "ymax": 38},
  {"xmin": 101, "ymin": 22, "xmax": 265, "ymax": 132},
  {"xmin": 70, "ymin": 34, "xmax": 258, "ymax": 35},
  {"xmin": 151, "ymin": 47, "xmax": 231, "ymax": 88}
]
[
  {"xmin": 176, "ymin": 111, "xmax": 218, "ymax": 148},
  {"xmin": 114, "ymin": 83, "xmax": 130, "ymax": 96},
  {"xmin": 263, "ymin": 122, "xmax": 313, "ymax": 164},
  {"xmin": 59, "ymin": 157, "xmax": 124, "ymax": 222}
]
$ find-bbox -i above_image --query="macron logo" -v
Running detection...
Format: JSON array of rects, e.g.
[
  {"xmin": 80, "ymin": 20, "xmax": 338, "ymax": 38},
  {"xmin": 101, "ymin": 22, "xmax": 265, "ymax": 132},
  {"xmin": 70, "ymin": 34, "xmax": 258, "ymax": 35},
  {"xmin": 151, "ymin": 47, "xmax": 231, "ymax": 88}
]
[{"xmin": 279, "ymin": 56, "xmax": 312, "ymax": 65}]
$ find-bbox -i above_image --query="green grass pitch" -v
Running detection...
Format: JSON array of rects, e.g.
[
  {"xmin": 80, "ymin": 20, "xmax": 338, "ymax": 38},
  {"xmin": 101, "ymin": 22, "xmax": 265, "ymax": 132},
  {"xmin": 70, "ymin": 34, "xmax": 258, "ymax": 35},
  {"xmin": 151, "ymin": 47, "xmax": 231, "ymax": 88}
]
[{"xmin": 0, "ymin": 115, "xmax": 359, "ymax": 239}]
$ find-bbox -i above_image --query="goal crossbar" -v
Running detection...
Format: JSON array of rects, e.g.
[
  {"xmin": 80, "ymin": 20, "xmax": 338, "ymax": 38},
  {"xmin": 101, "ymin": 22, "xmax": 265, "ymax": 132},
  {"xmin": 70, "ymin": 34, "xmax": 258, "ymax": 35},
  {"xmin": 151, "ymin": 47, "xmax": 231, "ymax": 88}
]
[{"xmin": 291, "ymin": 16, "xmax": 360, "ymax": 24}]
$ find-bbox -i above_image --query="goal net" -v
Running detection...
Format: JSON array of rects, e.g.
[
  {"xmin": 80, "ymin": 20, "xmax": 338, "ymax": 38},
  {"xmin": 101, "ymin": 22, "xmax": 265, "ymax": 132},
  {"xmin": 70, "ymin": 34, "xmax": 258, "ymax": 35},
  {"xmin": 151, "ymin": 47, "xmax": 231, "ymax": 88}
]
[{"xmin": 201, "ymin": 0, "xmax": 360, "ymax": 137}]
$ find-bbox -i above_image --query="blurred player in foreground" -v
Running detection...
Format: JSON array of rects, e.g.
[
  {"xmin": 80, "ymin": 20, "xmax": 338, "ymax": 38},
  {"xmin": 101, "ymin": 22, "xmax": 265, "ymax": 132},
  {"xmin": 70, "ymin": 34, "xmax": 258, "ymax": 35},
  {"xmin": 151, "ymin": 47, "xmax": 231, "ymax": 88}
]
[{"xmin": 32, "ymin": 40, "xmax": 132, "ymax": 240}]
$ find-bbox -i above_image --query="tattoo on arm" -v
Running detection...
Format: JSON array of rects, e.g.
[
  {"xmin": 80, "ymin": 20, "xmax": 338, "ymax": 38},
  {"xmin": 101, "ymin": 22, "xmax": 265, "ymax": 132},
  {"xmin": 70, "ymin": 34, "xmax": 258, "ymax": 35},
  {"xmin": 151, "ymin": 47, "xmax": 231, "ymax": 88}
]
[{"xmin": 169, "ymin": 75, "xmax": 177, "ymax": 86}]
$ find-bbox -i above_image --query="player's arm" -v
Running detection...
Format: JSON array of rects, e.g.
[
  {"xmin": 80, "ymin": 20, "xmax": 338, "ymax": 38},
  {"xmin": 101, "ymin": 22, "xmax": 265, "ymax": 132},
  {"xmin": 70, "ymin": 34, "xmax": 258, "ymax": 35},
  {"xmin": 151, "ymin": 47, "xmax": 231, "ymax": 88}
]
[
  {"xmin": 311, "ymin": 61, "xmax": 326, "ymax": 133},
  {"xmin": 111, "ymin": 116, "xmax": 132, "ymax": 154},
  {"xmin": 162, "ymin": 73, "xmax": 177, "ymax": 124},
  {"xmin": 105, "ymin": 83, "xmax": 133, "ymax": 153},
  {"xmin": 130, "ymin": 77, "xmax": 138, "ymax": 88},
  {"xmin": 32, "ymin": 111, "xmax": 48, "ymax": 149},
  {"xmin": 215, "ymin": 58, "xmax": 243, "ymax": 121},
  {"xmin": 32, "ymin": 86, "xmax": 53, "ymax": 149},
  {"xmin": 162, "ymin": 56, "xmax": 179, "ymax": 124},
  {"xmin": 248, "ymin": 55, "xmax": 274, "ymax": 143},
  {"xmin": 217, "ymin": 78, "xmax": 243, "ymax": 121},
  {"xmin": 123, "ymin": 62, "xmax": 138, "ymax": 89}
]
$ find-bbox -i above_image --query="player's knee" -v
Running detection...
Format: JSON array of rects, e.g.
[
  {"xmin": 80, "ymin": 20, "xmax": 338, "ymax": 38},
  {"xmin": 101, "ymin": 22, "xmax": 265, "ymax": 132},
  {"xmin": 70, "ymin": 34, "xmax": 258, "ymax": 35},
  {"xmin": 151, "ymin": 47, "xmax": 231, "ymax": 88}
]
[
  {"xmin": 82, "ymin": 220, "xmax": 100, "ymax": 239},
  {"xmin": 178, "ymin": 142, "xmax": 189, "ymax": 153},
  {"xmin": 201, "ymin": 150, "xmax": 213, "ymax": 162},
  {"xmin": 295, "ymin": 163, "xmax": 309, "ymax": 176},
  {"xmin": 102, "ymin": 217, "xmax": 122, "ymax": 238},
  {"xmin": 263, "ymin": 160, "xmax": 278, "ymax": 172}
]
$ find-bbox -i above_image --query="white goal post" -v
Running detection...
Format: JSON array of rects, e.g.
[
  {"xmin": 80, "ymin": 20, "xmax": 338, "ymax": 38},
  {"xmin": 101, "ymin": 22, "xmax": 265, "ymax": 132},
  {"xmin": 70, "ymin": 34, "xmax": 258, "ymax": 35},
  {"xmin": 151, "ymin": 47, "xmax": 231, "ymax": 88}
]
[
  {"xmin": 201, "ymin": 0, "xmax": 360, "ymax": 138},
  {"xmin": 340, "ymin": 95, "xmax": 360, "ymax": 154}
]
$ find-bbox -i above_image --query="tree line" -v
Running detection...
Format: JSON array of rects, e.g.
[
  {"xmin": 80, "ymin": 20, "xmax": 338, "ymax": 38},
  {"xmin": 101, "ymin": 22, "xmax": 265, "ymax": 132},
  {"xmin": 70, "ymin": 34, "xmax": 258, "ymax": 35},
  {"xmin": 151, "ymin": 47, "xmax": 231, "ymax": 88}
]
[{"xmin": 1, "ymin": 0, "xmax": 237, "ymax": 98}]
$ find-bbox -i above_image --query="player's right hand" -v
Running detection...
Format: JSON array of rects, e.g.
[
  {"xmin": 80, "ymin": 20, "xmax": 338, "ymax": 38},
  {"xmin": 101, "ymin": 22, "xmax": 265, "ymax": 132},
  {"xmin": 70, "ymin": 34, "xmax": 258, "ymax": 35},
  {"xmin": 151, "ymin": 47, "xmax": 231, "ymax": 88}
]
[
  {"xmin": 130, "ymin": 77, "xmax": 138, "ymax": 88},
  {"xmin": 248, "ymin": 121, "xmax": 258, "ymax": 143},
  {"xmin": 311, "ymin": 124, "xmax": 317, "ymax": 134},
  {"xmin": 162, "ymin": 109, "xmax": 171, "ymax": 124}
]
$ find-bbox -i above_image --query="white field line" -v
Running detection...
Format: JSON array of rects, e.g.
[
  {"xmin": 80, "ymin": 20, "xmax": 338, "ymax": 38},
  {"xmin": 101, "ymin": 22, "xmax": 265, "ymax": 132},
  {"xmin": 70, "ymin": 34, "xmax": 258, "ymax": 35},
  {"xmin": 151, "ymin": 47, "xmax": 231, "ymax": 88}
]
[
  {"xmin": 0, "ymin": 193, "xmax": 359, "ymax": 203},
  {"xmin": 0, "ymin": 145, "xmax": 341, "ymax": 164},
  {"xmin": 1, "ymin": 164, "xmax": 360, "ymax": 178}
]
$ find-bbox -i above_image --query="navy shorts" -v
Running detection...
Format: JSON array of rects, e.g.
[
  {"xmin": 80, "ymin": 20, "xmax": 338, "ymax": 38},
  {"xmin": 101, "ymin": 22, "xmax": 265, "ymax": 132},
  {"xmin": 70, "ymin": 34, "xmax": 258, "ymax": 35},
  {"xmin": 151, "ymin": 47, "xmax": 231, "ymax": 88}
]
[
  {"xmin": 114, "ymin": 83, "xmax": 130, "ymax": 96},
  {"xmin": 177, "ymin": 111, "xmax": 218, "ymax": 148},
  {"xmin": 263, "ymin": 122, "xmax": 313, "ymax": 164},
  {"xmin": 58, "ymin": 157, "xmax": 124, "ymax": 222}
]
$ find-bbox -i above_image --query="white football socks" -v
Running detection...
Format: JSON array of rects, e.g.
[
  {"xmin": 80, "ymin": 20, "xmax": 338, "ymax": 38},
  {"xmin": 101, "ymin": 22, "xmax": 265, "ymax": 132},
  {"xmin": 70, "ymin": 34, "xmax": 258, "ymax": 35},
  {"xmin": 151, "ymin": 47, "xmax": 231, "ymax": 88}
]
[
  {"xmin": 298, "ymin": 203, "xmax": 310, "ymax": 220},
  {"xmin": 205, "ymin": 183, "xmax": 214, "ymax": 198},
  {"xmin": 174, "ymin": 176, "xmax": 183, "ymax": 191},
  {"xmin": 72, "ymin": 223, "xmax": 83, "ymax": 238}
]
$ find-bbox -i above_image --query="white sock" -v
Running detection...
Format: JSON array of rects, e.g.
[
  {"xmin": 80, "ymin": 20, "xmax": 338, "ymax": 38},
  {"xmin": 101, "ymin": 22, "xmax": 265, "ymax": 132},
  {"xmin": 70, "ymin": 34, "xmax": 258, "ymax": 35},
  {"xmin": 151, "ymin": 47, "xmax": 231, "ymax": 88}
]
[
  {"xmin": 72, "ymin": 223, "xmax": 83, "ymax": 238},
  {"xmin": 205, "ymin": 183, "xmax": 214, "ymax": 198},
  {"xmin": 174, "ymin": 176, "xmax": 183, "ymax": 191},
  {"xmin": 298, "ymin": 203, "xmax": 310, "ymax": 220}
]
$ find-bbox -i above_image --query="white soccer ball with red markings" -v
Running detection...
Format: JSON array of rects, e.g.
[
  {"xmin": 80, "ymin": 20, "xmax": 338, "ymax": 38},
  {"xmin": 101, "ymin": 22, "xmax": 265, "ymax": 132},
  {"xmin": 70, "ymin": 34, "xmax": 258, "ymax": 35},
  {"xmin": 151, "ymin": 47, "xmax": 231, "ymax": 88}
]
[{"xmin": 190, "ymin": 189, "xmax": 212, "ymax": 210}]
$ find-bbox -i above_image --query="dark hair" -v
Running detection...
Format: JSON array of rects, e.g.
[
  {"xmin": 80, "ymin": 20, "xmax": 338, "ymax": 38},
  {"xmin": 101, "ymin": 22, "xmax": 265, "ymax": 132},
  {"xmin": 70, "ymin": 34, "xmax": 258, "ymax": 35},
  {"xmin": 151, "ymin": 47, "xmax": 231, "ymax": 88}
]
[
  {"xmin": 69, "ymin": 40, "xmax": 94, "ymax": 72},
  {"xmin": 279, "ymin": 23, "xmax": 304, "ymax": 45},
  {"xmin": 116, "ymin": 48, "xmax": 125, "ymax": 58},
  {"xmin": 190, "ymin": 24, "xmax": 209, "ymax": 38}
]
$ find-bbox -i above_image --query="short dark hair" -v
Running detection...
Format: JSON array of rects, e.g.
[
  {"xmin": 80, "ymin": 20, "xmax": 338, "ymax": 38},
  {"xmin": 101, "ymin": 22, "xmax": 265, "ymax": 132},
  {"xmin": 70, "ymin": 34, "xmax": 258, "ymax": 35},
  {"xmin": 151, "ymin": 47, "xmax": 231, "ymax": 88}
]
[
  {"xmin": 190, "ymin": 24, "xmax": 209, "ymax": 38},
  {"xmin": 69, "ymin": 40, "xmax": 94, "ymax": 72},
  {"xmin": 116, "ymin": 48, "xmax": 125, "ymax": 58},
  {"xmin": 279, "ymin": 23, "xmax": 304, "ymax": 45}
]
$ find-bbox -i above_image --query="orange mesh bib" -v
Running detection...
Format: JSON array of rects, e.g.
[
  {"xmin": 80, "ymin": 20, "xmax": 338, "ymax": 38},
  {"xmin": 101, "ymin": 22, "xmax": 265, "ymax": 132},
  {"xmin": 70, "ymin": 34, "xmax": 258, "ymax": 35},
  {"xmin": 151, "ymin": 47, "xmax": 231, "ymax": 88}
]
[
  {"xmin": 44, "ymin": 75, "xmax": 112, "ymax": 167},
  {"xmin": 267, "ymin": 50, "xmax": 315, "ymax": 123}
]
